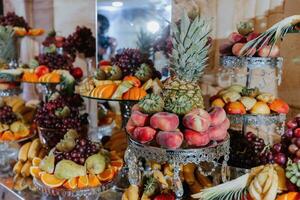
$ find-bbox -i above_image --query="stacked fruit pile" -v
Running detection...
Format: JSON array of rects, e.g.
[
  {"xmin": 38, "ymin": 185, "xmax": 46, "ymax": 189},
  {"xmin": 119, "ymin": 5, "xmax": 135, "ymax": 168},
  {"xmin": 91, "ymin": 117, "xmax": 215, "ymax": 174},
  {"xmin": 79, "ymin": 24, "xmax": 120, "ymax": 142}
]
[
  {"xmin": 219, "ymin": 21, "xmax": 279, "ymax": 57},
  {"xmin": 13, "ymin": 138, "xmax": 47, "ymax": 191},
  {"xmin": 64, "ymin": 26, "xmax": 96, "ymax": 59},
  {"xmin": 30, "ymin": 130, "xmax": 123, "ymax": 190},
  {"xmin": 34, "ymin": 93, "xmax": 88, "ymax": 130},
  {"xmin": 229, "ymin": 131, "xmax": 287, "ymax": 168},
  {"xmin": 122, "ymin": 162, "xmax": 212, "ymax": 200},
  {"xmin": 76, "ymin": 74, "xmax": 162, "ymax": 100},
  {"xmin": 0, "ymin": 97, "xmax": 38, "ymax": 141},
  {"xmin": 126, "ymin": 94, "xmax": 229, "ymax": 149},
  {"xmin": 192, "ymin": 164, "xmax": 287, "ymax": 200},
  {"xmin": 211, "ymin": 84, "xmax": 289, "ymax": 115},
  {"xmin": 0, "ymin": 12, "xmax": 44, "ymax": 37}
]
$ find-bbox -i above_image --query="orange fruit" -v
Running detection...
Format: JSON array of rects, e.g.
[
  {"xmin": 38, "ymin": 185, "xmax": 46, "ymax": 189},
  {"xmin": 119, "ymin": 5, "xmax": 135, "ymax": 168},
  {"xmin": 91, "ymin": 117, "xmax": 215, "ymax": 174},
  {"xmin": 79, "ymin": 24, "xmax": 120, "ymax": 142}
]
[
  {"xmin": 49, "ymin": 73, "xmax": 60, "ymax": 83},
  {"xmin": 88, "ymin": 174, "xmax": 101, "ymax": 187},
  {"xmin": 97, "ymin": 168, "xmax": 115, "ymax": 182},
  {"xmin": 30, "ymin": 166, "xmax": 41, "ymax": 178},
  {"xmin": 32, "ymin": 157, "xmax": 42, "ymax": 166},
  {"xmin": 40, "ymin": 173, "xmax": 65, "ymax": 188},
  {"xmin": 1, "ymin": 131, "xmax": 15, "ymax": 141},
  {"xmin": 14, "ymin": 129, "xmax": 30, "ymax": 139},
  {"xmin": 28, "ymin": 28, "xmax": 45, "ymax": 36},
  {"xmin": 13, "ymin": 27, "xmax": 27, "ymax": 36},
  {"xmin": 63, "ymin": 177, "xmax": 78, "ymax": 189},
  {"xmin": 77, "ymin": 175, "xmax": 89, "ymax": 188},
  {"xmin": 110, "ymin": 160, "xmax": 123, "ymax": 171}
]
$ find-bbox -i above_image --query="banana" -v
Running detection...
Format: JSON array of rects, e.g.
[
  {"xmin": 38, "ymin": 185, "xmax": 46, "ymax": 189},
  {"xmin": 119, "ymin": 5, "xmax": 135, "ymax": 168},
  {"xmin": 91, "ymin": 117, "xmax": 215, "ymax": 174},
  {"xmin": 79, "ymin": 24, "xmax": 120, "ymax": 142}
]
[
  {"xmin": 195, "ymin": 170, "xmax": 213, "ymax": 188},
  {"xmin": 27, "ymin": 138, "xmax": 41, "ymax": 161},
  {"xmin": 153, "ymin": 170, "xmax": 168, "ymax": 188},
  {"xmin": 121, "ymin": 189, "xmax": 129, "ymax": 200},
  {"xmin": 264, "ymin": 171, "xmax": 278, "ymax": 200},
  {"xmin": 183, "ymin": 163, "xmax": 196, "ymax": 185},
  {"xmin": 20, "ymin": 160, "xmax": 31, "ymax": 177},
  {"xmin": 13, "ymin": 176, "xmax": 28, "ymax": 191},
  {"xmin": 0, "ymin": 123, "xmax": 9, "ymax": 132},
  {"xmin": 248, "ymin": 165, "xmax": 265, "ymax": 185},
  {"xmin": 18, "ymin": 142, "xmax": 32, "ymax": 162},
  {"xmin": 13, "ymin": 161, "xmax": 23, "ymax": 174},
  {"xmin": 141, "ymin": 194, "xmax": 150, "ymax": 200},
  {"xmin": 127, "ymin": 184, "xmax": 139, "ymax": 200},
  {"xmin": 256, "ymin": 170, "xmax": 268, "ymax": 187},
  {"xmin": 253, "ymin": 177, "xmax": 263, "ymax": 194},
  {"xmin": 249, "ymin": 181, "xmax": 262, "ymax": 200},
  {"xmin": 274, "ymin": 164, "xmax": 287, "ymax": 191},
  {"xmin": 262, "ymin": 166, "xmax": 274, "ymax": 193},
  {"xmin": 12, "ymin": 100, "xmax": 25, "ymax": 113}
]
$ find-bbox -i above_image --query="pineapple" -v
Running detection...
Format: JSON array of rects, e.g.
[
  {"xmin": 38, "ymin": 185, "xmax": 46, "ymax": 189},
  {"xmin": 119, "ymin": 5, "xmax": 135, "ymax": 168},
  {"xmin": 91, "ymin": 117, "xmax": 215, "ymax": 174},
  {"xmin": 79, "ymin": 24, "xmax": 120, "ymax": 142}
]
[
  {"xmin": 163, "ymin": 11, "xmax": 211, "ymax": 114},
  {"xmin": 0, "ymin": 26, "xmax": 17, "ymax": 69}
]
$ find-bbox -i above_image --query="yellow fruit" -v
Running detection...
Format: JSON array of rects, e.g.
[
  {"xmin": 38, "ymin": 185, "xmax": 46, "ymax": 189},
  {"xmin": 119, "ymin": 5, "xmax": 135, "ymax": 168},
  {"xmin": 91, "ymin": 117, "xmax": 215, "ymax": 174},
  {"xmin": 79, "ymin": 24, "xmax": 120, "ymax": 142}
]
[
  {"xmin": 28, "ymin": 139, "xmax": 41, "ymax": 161},
  {"xmin": 63, "ymin": 177, "xmax": 78, "ymax": 189},
  {"xmin": 40, "ymin": 173, "xmax": 65, "ymax": 188},
  {"xmin": 18, "ymin": 142, "xmax": 32, "ymax": 162},
  {"xmin": 77, "ymin": 175, "xmax": 89, "ymax": 188},
  {"xmin": 88, "ymin": 174, "xmax": 101, "ymax": 187},
  {"xmin": 250, "ymin": 101, "xmax": 271, "ymax": 115},
  {"xmin": 211, "ymin": 98, "xmax": 225, "ymax": 108},
  {"xmin": 32, "ymin": 157, "xmax": 42, "ymax": 167},
  {"xmin": 13, "ymin": 161, "xmax": 23, "ymax": 174},
  {"xmin": 30, "ymin": 166, "xmax": 41, "ymax": 178},
  {"xmin": 21, "ymin": 160, "xmax": 31, "ymax": 177}
]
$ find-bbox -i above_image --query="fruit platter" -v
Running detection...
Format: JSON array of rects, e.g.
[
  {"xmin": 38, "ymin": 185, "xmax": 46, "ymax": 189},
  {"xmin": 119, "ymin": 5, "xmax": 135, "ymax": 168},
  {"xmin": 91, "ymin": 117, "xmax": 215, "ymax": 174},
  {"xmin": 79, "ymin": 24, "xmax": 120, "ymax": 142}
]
[
  {"xmin": 32, "ymin": 130, "xmax": 123, "ymax": 197},
  {"xmin": 76, "ymin": 47, "xmax": 162, "ymax": 101},
  {"xmin": 192, "ymin": 114, "xmax": 300, "ymax": 200},
  {"xmin": 34, "ymin": 92, "xmax": 89, "ymax": 148},
  {"xmin": 122, "ymin": 162, "xmax": 213, "ymax": 200},
  {"xmin": 0, "ymin": 96, "xmax": 38, "ymax": 142},
  {"xmin": 211, "ymin": 84, "xmax": 288, "ymax": 144}
]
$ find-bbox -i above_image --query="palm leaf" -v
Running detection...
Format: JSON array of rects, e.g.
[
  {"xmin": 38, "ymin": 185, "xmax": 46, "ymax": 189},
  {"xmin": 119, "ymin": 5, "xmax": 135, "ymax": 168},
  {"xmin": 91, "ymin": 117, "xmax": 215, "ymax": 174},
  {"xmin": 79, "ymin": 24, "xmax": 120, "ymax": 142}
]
[
  {"xmin": 241, "ymin": 15, "xmax": 300, "ymax": 56},
  {"xmin": 191, "ymin": 173, "xmax": 249, "ymax": 200}
]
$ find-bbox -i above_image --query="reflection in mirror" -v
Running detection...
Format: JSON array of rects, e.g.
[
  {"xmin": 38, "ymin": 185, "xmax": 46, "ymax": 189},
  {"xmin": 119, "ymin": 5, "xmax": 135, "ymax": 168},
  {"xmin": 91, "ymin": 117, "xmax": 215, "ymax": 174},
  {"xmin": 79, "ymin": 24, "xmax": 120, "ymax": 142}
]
[{"xmin": 97, "ymin": 0, "xmax": 172, "ymax": 76}]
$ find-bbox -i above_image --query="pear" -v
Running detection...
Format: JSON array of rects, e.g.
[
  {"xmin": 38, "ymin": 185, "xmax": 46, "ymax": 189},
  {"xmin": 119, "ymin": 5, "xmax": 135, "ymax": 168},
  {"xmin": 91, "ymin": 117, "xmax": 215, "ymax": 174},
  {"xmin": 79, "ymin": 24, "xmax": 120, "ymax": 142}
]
[
  {"xmin": 222, "ymin": 91, "xmax": 241, "ymax": 103},
  {"xmin": 85, "ymin": 153, "xmax": 106, "ymax": 174},
  {"xmin": 64, "ymin": 129, "xmax": 80, "ymax": 140},
  {"xmin": 54, "ymin": 160, "xmax": 86, "ymax": 179},
  {"xmin": 56, "ymin": 138, "xmax": 75, "ymax": 152},
  {"xmin": 39, "ymin": 155, "xmax": 55, "ymax": 173},
  {"xmin": 55, "ymin": 106, "xmax": 71, "ymax": 118},
  {"xmin": 227, "ymin": 84, "xmax": 244, "ymax": 93}
]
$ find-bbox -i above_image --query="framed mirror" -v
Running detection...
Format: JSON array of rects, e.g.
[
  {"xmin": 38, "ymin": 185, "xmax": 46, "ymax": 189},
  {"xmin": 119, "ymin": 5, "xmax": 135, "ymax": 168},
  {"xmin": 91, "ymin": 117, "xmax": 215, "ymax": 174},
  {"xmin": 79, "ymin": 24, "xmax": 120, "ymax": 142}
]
[{"xmin": 97, "ymin": 0, "xmax": 172, "ymax": 73}]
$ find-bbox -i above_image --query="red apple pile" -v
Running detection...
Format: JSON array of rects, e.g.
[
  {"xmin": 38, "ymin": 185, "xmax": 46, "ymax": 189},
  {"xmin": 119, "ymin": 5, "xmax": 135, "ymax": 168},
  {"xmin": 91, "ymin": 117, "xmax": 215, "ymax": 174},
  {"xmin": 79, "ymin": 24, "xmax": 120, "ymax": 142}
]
[
  {"xmin": 126, "ymin": 107, "xmax": 230, "ymax": 150},
  {"xmin": 220, "ymin": 28, "xmax": 280, "ymax": 57}
]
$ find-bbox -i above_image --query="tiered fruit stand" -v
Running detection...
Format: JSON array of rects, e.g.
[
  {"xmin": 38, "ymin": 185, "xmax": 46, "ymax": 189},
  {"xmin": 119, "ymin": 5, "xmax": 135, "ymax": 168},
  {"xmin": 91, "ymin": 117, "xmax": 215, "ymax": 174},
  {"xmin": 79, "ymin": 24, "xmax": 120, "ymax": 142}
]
[{"xmin": 0, "ymin": 8, "xmax": 300, "ymax": 200}]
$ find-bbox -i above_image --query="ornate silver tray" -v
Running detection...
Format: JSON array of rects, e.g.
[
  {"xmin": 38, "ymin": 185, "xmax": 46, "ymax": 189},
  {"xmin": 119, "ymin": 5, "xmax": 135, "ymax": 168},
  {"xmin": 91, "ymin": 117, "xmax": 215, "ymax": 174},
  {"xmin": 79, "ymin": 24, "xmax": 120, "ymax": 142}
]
[
  {"xmin": 33, "ymin": 175, "xmax": 117, "ymax": 198},
  {"xmin": 125, "ymin": 136, "xmax": 230, "ymax": 198},
  {"xmin": 0, "ymin": 87, "xmax": 22, "ymax": 96},
  {"xmin": 227, "ymin": 113, "xmax": 286, "ymax": 135},
  {"xmin": 220, "ymin": 56, "xmax": 283, "ymax": 69}
]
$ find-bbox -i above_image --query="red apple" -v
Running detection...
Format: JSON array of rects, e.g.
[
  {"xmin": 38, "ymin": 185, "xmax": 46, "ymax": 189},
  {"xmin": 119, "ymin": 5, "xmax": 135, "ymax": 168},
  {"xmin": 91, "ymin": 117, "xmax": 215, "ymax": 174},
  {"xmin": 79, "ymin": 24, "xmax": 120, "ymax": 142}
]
[
  {"xmin": 35, "ymin": 65, "xmax": 49, "ymax": 77},
  {"xmin": 247, "ymin": 32, "xmax": 260, "ymax": 42},
  {"xmin": 71, "ymin": 67, "xmax": 83, "ymax": 79},
  {"xmin": 294, "ymin": 128, "xmax": 300, "ymax": 138}
]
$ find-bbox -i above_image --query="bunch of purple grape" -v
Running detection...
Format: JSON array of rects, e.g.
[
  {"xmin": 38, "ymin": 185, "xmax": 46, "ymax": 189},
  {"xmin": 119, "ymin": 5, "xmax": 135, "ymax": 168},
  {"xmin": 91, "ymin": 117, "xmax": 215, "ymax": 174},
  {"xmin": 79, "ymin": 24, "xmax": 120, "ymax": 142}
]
[
  {"xmin": 0, "ymin": 12, "xmax": 30, "ymax": 30},
  {"xmin": 0, "ymin": 106, "xmax": 17, "ymax": 125},
  {"xmin": 111, "ymin": 48, "xmax": 145, "ymax": 76},
  {"xmin": 229, "ymin": 131, "xmax": 265, "ymax": 168},
  {"xmin": 34, "ymin": 96, "xmax": 87, "ymax": 132},
  {"xmin": 36, "ymin": 52, "xmax": 74, "ymax": 71},
  {"xmin": 54, "ymin": 138, "xmax": 100, "ymax": 165},
  {"xmin": 64, "ymin": 26, "xmax": 96, "ymax": 58}
]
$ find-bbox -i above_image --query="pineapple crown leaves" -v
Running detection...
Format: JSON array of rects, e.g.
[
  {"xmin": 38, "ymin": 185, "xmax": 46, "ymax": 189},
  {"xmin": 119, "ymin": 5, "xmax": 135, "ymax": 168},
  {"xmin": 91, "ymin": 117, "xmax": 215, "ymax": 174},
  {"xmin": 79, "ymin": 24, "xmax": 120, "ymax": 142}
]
[
  {"xmin": 170, "ymin": 11, "xmax": 211, "ymax": 82},
  {"xmin": 0, "ymin": 25, "xmax": 16, "ymax": 62}
]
